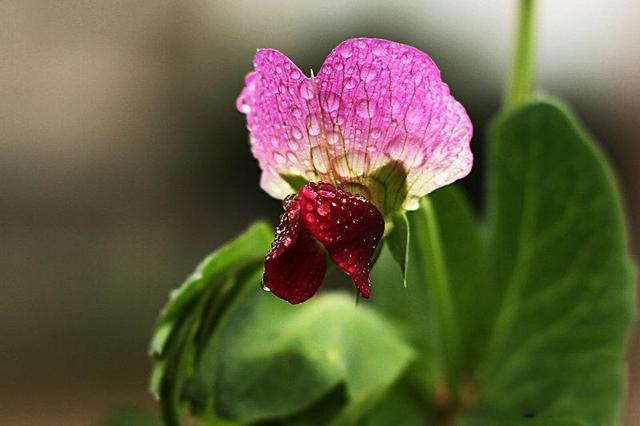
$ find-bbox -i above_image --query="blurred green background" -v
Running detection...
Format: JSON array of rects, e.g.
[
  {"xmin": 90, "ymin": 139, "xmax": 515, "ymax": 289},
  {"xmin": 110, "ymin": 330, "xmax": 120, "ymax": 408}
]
[{"xmin": 1, "ymin": 0, "xmax": 638, "ymax": 424}]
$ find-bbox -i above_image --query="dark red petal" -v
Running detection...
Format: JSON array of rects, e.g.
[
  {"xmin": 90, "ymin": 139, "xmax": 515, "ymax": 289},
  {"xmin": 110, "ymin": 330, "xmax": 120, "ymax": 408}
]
[
  {"xmin": 298, "ymin": 183, "xmax": 385, "ymax": 298},
  {"xmin": 263, "ymin": 195, "xmax": 327, "ymax": 304}
]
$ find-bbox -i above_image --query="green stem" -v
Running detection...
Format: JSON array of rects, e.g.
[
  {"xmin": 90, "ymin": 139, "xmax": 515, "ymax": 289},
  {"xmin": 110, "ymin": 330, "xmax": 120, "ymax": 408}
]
[
  {"xmin": 414, "ymin": 197, "xmax": 461, "ymax": 403},
  {"xmin": 505, "ymin": 0, "xmax": 537, "ymax": 110}
]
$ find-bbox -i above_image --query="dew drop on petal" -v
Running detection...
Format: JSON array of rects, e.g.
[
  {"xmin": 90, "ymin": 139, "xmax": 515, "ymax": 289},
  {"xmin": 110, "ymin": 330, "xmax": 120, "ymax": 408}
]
[
  {"xmin": 340, "ymin": 45, "xmax": 353, "ymax": 58},
  {"xmin": 322, "ymin": 92, "xmax": 341, "ymax": 112},
  {"xmin": 403, "ymin": 196, "xmax": 420, "ymax": 211},
  {"xmin": 289, "ymin": 69, "xmax": 301, "ymax": 80},
  {"xmin": 306, "ymin": 114, "xmax": 321, "ymax": 136},
  {"xmin": 344, "ymin": 77, "xmax": 357, "ymax": 90},
  {"xmin": 326, "ymin": 131, "xmax": 341, "ymax": 145},
  {"xmin": 291, "ymin": 126, "xmax": 303, "ymax": 140},
  {"xmin": 239, "ymin": 99, "xmax": 251, "ymax": 113},
  {"xmin": 360, "ymin": 67, "xmax": 378, "ymax": 84},
  {"xmin": 274, "ymin": 152, "xmax": 286, "ymax": 164},
  {"xmin": 300, "ymin": 81, "xmax": 315, "ymax": 100},
  {"xmin": 290, "ymin": 107, "xmax": 303, "ymax": 118},
  {"xmin": 316, "ymin": 203, "xmax": 330, "ymax": 216},
  {"xmin": 310, "ymin": 146, "xmax": 330, "ymax": 173},
  {"xmin": 356, "ymin": 100, "xmax": 375, "ymax": 118},
  {"xmin": 372, "ymin": 45, "xmax": 387, "ymax": 56}
]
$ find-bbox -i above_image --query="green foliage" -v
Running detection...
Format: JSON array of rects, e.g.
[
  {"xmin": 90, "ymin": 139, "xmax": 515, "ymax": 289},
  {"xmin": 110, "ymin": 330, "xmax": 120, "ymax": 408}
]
[
  {"xmin": 214, "ymin": 292, "xmax": 413, "ymax": 424},
  {"xmin": 466, "ymin": 99, "xmax": 635, "ymax": 423},
  {"xmin": 280, "ymin": 174, "xmax": 309, "ymax": 192},
  {"xmin": 385, "ymin": 211, "xmax": 410, "ymax": 286},
  {"xmin": 150, "ymin": 99, "xmax": 635, "ymax": 425},
  {"xmin": 365, "ymin": 160, "xmax": 409, "ymax": 216},
  {"xmin": 149, "ymin": 221, "xmax": 273, "ymax": 425}
]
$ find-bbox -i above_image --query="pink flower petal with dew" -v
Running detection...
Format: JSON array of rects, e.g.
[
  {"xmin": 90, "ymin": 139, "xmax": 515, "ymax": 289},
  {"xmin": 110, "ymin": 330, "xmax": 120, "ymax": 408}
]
[
  {"xmin": 237, "ymin": 38, "xmax": 473, "ymax": 208},
  {"xmin": 237, "ymin": 50, "xmax": 318, "ymax": 199}
]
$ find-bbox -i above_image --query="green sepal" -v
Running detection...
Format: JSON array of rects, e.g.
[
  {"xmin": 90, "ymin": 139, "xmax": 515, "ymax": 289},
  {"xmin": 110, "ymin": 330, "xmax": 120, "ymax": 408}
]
[
  {"xmin": 280, "ymin": 174, "xmax": 309, "ymax": 192},
  {"xmin": 385, "ymin": 211, "xmax": 410, "ymax": 287}
]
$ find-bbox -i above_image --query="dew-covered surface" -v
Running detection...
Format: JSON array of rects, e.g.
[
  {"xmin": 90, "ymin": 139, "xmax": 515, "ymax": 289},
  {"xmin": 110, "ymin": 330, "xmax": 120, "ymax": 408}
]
[
  {"xmin": 263, "ymin": 194, "xmax": 327, "ymax": 304},
  {"xmin": 237, "ymin": 38, "xmax": 473, "ymax": 209},
  {"xmin": 262, "ymin": 182, "xmax": 384, "ymax": 303}
]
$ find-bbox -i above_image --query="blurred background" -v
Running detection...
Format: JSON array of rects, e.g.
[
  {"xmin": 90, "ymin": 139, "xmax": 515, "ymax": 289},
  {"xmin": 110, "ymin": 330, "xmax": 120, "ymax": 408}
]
[{"xmin": 1, "ymin": 0, "xmax": 638, "ymax": 424}]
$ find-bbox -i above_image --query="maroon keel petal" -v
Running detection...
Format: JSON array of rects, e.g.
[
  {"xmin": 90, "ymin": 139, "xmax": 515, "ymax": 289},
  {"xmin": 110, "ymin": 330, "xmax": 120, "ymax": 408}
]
[
  {"xmin": 298, "ymin": 183, "xmax": 385, "ymax": 298},
  {"xmin": 263, "ymin": 195, "xmax": 327, "ymax": 304}
]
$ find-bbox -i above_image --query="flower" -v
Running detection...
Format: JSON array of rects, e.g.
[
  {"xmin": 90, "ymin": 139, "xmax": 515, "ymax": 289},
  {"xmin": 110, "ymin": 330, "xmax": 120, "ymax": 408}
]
[{"xmin": 237, "ymin": 38, "xmax": 472, "ymax": 303}]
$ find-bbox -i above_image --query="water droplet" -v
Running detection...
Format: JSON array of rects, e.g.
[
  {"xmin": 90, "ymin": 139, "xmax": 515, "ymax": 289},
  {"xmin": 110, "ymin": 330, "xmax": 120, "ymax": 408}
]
[
  {"xmin": 290, "ymin": 107, "xmax": 303, "ymax": 118},
  {"xmin": 323, "ymin": 65, "xmax": 333, "ymax": 75},
  {"xmin": 306, "ymin": 115, "xmax": 321, "ymax": 136},
  {"xmin": 299, "ymin": 81, "xmax": 315, "ymax": 100},
  {"xmin": 344, "ymin": 77, "xmax": 357, "ymax": 89},
  {"xmin": 360, "ymin": 67, "xmax": 378, "ymax": 83},
  {"xmin": 326, "ymin": 131, "xmax": 341, "ymax": 145},
  {"xmin": 322, "ymin": 92, "xmax": 341, "ymax": 112},
  {"xmin": 310, "ymin": 146, "xmax": 330, "ymax": 173},
  {"xmin": 289, "ymin": 69, "xmax": 301, "ymax": 80},
  {"xmin": 356, "ymin": 100, "xmax": 375, "ymax": 118},
  {"xmin": 291, "ymin": 126, "xmax": 303, "ymax": 140},
  {"xmin": 274, "ymin": 152, "xmax": 286, "ymax": 163},
  {"xmin": 305, "ymin": 212, "xmax": 316, "ymax": 223},
  {"xmin": 317, "ymin": 184, "xmax": 336, "ymax": 198},
  {"xmin": 370, "ymin": 128, "xmax": 382, "ymax": 139},
  {"xmin": 316, "ymin": 203, "xmax": 330, "ymax": 216},
  {"xmin": 403, "ymin": 197, "xmax": 420, "ymax": 211},
  {"xmin": 340, "ymin": 46, "xmax": 353, "ymax": 58},
  {"xmin": 372, "ymin": 45, "xmax": 387, "ymax": 56},
  {"xmin": 261, "ymin": 282, "xmax": 272, "ymax": 292},
  {"xmin": 237, "ymin": 96, "xmax": 251, "ymax": 113}
]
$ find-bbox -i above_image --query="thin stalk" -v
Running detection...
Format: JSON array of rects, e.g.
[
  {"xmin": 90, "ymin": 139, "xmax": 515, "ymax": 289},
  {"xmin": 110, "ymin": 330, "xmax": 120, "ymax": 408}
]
[
  {"xmin": 414, "ymin": 197, "xmax": 461, "ymax": 403},
  {"xmin": 505, "ymin": 0, "xmax": 537, "ymax": 110}
]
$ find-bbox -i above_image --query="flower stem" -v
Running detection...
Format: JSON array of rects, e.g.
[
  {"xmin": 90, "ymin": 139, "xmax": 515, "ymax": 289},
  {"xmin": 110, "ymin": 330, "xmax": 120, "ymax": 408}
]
[
  {"xmin": 505, "ymin": 0, "xmax": 537, "ymax": 110},
  {"xmin": 415, "ymin": 197, "xmax": 461, "ymax": 403}
]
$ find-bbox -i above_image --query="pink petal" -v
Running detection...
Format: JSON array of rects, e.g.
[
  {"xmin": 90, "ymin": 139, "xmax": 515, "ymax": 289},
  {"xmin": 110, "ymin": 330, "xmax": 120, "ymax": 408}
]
[
  {"xmin": 298, "ymin": 182, "xmax": 384, "ymax": 298},
  {"xmin": 263, "ymin": 195, "xmax": 327, "ymax": 304},
  {"xmin": 317, "ymin": 38, "xmax": 473, "ymax": 209},
  {"xmin": 237, "ymin": 49, "xmax": 318, "ymax": 199},
  {"xmin": 238, "ymin": 38, "xmax": 473, "ymax": 208}
]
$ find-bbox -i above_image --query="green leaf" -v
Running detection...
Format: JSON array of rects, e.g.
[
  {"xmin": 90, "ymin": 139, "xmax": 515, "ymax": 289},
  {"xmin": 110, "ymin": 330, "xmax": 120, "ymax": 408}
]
[
  {"xmin": 213, "ymin": 292, "xmax": 414, "ymax": 424},
  {"xmin": 371, "ymin": 185, "xmax": 486, "ymax": 403},
  {"xmin": 386, "ymin": 211, "xmax": 410, "ymax": 286},
  {"xmin": 150, "ymin": 220, "xmax": 273, "ymax": 354},
  {"xmin": 280, "ymin": 174, "xmax": 309, "ymax": 192},
  {"xmin": 149, "ymin": 221, "xmax": 273, "ymax": 425},
  {"xmin": 469, "ymin": 99, "xmax": 636, "ymax": 423}
]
